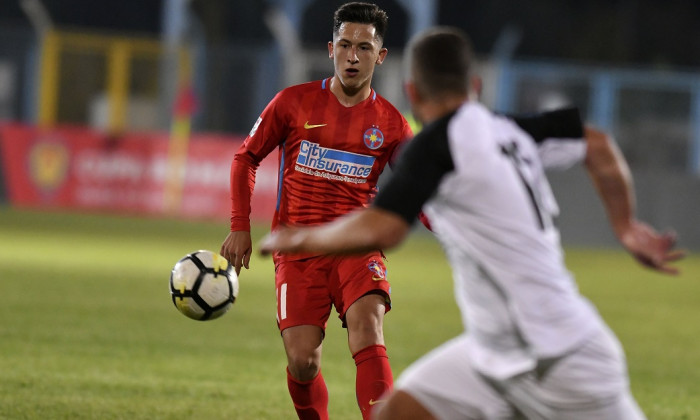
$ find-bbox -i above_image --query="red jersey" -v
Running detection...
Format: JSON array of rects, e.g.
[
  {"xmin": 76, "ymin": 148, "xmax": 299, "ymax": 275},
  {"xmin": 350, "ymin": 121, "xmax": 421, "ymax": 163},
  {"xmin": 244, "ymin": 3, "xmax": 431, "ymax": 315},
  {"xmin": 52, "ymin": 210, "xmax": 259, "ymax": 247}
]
[{"xmin": 230, "ymin": 78, "xmax": 412, "ymax": 239}]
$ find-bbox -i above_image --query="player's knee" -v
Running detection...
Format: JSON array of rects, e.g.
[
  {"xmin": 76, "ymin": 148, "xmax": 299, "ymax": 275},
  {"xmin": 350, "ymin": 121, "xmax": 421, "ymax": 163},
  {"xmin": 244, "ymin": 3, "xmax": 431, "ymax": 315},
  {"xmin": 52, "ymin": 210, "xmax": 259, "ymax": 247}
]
[
  {"xmin": 281, "ymin": 325, "xmax": 324, "ymax": 381},
  {"xmin": 286, "ymin": 350, "xmax": 321, "ymax": 381},
  {"xmin": 348, "ymin": 321, "xmax": 384, "ymax": 354}
]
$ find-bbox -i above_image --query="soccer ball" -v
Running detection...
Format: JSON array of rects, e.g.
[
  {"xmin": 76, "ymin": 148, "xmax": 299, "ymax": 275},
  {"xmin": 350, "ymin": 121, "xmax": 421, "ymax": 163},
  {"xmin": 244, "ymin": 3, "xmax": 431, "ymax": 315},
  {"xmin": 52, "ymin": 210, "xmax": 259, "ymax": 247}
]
[{"xmin": 169, "ymin": 250, "xmax": 239, "ymax": 321}]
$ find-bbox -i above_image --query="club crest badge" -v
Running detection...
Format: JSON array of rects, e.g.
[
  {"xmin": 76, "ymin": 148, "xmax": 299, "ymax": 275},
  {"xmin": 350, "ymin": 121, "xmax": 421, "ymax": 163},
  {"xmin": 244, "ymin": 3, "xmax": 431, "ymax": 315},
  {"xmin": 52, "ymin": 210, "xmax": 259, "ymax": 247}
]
[
  {"xmin": 29, "ymin": 139, "xmax": 69, "ymax": 193},
  {"xmin": 368, "ymin": 260, "xmax": 386, "ymax": 281},
  {"xmin": 363, "ymin": 127, "xmax": 384, "ymax": 150}
]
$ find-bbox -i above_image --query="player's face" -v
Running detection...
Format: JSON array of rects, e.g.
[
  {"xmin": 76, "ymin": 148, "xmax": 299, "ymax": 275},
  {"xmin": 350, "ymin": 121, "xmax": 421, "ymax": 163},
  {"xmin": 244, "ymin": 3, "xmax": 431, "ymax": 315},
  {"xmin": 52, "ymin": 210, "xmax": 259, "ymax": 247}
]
[{"xmin": 328, "ymin": 22, "xmax": 387, "ymax": 95}]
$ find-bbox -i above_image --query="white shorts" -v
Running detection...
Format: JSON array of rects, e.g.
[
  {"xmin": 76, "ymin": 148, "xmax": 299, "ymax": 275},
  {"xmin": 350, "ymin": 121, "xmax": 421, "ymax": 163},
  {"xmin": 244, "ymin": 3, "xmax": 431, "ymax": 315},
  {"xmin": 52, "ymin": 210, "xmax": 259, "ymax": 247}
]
[{"xmin": 396, "ymin": 326, "xmax": 646, "ymax": 420}]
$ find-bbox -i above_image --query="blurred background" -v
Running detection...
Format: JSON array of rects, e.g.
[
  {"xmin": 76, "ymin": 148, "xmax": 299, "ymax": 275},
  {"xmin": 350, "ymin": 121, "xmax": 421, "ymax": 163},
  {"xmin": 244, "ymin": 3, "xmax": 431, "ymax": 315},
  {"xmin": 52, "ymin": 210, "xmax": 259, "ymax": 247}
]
[{"xmin": 0, "ymin": 0, "xmax": 698, "ymax": 248}]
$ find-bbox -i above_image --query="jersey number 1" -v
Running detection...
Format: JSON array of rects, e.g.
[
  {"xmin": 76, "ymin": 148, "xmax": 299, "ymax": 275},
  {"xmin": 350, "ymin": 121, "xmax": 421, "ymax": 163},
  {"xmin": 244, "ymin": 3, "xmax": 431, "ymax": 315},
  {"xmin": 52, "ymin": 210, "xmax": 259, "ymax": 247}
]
[{"xmin": 501, "ymin": 142, "xmax": 550, "ymax": 231}]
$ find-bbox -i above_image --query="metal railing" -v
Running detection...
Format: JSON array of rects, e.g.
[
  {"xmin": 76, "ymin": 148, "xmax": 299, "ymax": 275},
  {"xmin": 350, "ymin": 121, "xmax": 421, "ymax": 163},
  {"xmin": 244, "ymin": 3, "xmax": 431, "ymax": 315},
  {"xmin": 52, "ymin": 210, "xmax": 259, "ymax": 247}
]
[{"xmin": 494, "ymin": 60, "xmax": 700, "ymax": 175}]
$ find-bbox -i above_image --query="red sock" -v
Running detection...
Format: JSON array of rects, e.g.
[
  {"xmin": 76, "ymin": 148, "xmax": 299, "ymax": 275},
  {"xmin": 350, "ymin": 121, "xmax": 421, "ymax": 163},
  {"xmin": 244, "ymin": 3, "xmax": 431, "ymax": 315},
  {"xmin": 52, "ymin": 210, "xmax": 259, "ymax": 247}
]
[
  {"xmin": 286, "ymin": 368, "xmax": 329, "ymax": 420},
  {"xmin": 353, "ymin": 344, "xmax": 393, "ymax": 420}
]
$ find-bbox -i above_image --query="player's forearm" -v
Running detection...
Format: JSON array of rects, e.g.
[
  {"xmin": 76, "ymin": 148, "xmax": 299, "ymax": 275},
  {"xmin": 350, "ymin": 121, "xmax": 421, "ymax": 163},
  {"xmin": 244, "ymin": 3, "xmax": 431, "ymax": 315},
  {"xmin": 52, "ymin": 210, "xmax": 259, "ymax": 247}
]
[
  {"xmin": 312, "ymin": 209, "xmax": 409, "ymax": 253},
  {"xmin": 229, "ymin": 152, "xmax": 259, "ymax": 231},
  {"xmin": 263, "ymin": 208, "xmax": 410, "ymax": 255},
  {"xmin": 583, "ymin": 127, "xmax": 635, "ymax": 239}
]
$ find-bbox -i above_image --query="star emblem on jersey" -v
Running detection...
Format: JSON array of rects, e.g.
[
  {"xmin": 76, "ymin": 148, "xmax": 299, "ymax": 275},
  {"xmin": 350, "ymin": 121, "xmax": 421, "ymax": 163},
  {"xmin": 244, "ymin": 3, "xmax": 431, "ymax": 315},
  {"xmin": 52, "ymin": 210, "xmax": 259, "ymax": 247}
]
[
  {"xmin": 304, "ymin": 121, "xmax": 327, "ymax": 129},
  {"xmin": 363, "ymin": 127, "xmax": 384, "ymax": 150},
  {"xmin": 368, "ymin": 261, "xmax": 386, "ymax": 281}
]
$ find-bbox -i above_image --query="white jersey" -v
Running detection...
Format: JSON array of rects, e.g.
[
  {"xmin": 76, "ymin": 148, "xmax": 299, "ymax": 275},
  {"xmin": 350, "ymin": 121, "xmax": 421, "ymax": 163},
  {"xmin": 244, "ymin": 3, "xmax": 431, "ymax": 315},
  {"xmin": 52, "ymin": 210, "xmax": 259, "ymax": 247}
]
[{"xmin": 373, "ymin": 102, "xmax": 604, "ymax": 380}]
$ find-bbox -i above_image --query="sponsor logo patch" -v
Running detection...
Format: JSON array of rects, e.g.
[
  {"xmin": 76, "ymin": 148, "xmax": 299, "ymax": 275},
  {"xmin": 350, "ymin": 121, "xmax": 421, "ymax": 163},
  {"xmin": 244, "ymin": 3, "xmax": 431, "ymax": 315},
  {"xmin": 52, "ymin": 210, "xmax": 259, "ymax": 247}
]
[{"xmin": 295, "ymin": 140, "xmax": 375, "ymax": 183}]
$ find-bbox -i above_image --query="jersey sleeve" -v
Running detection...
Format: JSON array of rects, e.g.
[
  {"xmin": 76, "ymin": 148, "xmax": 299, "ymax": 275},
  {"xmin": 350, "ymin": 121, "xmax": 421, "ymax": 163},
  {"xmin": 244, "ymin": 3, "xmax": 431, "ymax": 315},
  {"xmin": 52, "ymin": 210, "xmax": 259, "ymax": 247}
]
[
  {"xmin": 509, "ymin": 107, "xmax": 583, "ymax": 143},
  {"xmin": 230, "ymin": 92, "xmax": 290, "ymax": 231},
  {"xmin": 536, "ymin": 137, "xmax": 587, "ymax": 170},
  {"xmin": 373, "ymin": 113, "xmax": 455, "ymax": 224},
  {"xmin": 509, "ymin": 107, "xmax": 587, "ymax": 170}
]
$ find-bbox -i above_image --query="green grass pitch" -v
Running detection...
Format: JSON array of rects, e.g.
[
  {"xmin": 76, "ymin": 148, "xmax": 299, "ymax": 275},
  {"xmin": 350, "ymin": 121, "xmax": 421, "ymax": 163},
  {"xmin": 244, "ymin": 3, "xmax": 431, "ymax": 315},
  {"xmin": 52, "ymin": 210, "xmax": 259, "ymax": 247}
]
[{"xmin": 0, "ymin": 207, "xmax": 698, "ymax": 419}]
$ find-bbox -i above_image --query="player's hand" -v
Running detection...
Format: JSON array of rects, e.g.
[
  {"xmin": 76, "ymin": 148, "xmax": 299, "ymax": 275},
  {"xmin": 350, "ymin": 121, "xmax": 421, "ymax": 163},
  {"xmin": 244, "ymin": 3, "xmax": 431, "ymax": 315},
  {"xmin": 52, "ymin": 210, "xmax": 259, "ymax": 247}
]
[
  {"xmin": 619, "ymin": 220, "xmax": 685, "ymax": 275},
  {"xmin": 220, "ymin": 231, "xmax": 252, "ymax": 275},
  {"xmin": 259, "ymin": 227, "xmax": 304, "ymax": 256}
]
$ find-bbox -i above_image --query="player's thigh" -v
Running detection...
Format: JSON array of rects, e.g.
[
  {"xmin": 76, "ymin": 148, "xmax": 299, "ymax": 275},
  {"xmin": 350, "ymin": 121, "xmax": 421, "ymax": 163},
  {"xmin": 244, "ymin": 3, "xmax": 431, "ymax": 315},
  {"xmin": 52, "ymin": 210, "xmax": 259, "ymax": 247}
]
[
  {"xmin": 395, "ymin": 334, "xmax": 514, "ymax": 420},
  {"xmin": 344, "ymin": 293, "xmax": 387, "ymax": 353},
  {"xmin": 275, "ymin": 258, "xmax": 333, "ymax": 331},
  {"xmin": 282, "ymin": 325, "xmax": 324, "ymax": 355}
]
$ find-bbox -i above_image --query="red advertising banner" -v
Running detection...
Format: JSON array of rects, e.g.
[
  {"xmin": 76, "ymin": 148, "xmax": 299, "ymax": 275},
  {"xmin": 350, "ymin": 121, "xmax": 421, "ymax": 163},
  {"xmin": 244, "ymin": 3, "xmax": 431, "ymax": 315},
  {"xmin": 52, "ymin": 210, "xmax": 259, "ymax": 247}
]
[{"xmin": 0, "ymin": 123, "xmax": 279, "ymax": 222}]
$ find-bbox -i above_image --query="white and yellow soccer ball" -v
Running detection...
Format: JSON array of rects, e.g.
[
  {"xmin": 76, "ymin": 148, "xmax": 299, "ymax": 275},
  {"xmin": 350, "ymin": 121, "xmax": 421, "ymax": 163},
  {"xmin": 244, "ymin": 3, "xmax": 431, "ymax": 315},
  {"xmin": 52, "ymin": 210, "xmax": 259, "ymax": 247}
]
[{"xmin": 169, "ymin": 250, "xmax": 239, "ymax": 321}]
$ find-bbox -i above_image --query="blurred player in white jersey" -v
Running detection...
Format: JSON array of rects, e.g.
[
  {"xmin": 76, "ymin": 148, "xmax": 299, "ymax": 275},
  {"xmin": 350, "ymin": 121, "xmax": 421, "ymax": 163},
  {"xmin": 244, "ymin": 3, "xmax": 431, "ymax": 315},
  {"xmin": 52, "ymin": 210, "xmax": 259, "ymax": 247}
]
[{"xmin": 258, "ymin": 26, "xmax": 684, "ymax": 419}]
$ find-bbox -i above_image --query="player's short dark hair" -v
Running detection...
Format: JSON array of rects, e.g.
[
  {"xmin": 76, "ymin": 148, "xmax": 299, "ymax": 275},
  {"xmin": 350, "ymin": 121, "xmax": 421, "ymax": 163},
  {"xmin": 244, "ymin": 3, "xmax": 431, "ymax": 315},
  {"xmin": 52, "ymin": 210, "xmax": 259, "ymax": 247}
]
[
  {"xmin": 333, "ymin": 2, "xmax": 388, "ymax": 42},
  {"xmin": 407, "ymin": 27, "xmax": 474, "ymax": 99}
]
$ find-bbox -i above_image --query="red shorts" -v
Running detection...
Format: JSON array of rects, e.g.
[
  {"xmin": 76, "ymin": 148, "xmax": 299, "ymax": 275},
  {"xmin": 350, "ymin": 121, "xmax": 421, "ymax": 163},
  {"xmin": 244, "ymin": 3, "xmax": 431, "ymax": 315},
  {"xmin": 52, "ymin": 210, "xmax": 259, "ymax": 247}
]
[{"xmin": 273, "ymin": 252, "xmax": 391, "ymax": 332}]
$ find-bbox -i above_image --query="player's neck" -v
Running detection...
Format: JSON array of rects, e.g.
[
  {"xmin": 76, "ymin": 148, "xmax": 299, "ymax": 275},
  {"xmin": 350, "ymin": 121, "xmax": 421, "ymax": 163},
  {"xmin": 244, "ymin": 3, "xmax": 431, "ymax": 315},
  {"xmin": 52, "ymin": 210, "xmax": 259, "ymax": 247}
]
[
  {"xmin": 329, "ymin": 76, "xmax": 372, "ymax": 107},
  {"xmin": 419, "ymin": 96, "xmax": 468, "ymax": 125}
]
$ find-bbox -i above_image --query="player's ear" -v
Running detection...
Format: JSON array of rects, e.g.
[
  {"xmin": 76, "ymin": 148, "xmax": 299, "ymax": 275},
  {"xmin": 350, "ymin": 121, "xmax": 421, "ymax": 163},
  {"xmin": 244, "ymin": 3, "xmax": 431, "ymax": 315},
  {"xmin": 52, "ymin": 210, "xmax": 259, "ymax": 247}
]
[
  {"xmin": 328, "ymin": 41, "xmax": 334, "ymax": 59},
  {"xmin": 469, "ymin": 75, "xmax": 483, "ymax": 101},
  {"xmin": 404, "ymin": 80, "xmax": 418, "ymax": 103},
  {"xmin": 376, "ymin": 47, "xmax": 388, "ymax": 65}
]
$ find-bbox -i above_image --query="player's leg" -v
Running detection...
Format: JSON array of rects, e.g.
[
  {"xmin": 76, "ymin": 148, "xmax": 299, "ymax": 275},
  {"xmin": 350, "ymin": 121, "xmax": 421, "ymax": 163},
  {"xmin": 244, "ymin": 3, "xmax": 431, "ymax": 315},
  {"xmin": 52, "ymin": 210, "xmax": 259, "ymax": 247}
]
[
  {"xmin": 282, "ymin": 325, "xmax": 329, "ymax": 420},
  {"xmin": 345, "ymin": 293, "xmax": 392, "ymax": 419},
  {"xmin": 276, "ymin": 258, "xmax": 334, "ymax": 420},
  {"xmin": 335, "ymin": 253, "xmax": 393, "ymax": 420},
  {"xmin": 385, "ymin": 334, "xmax": 514, "ymax": 420},
  {"xmin": 282, "ymin": 325, "xmax": 324, "ymax": 381},
  {"xmin": 345, "ymin": 292, "xmax": 387, "ymax": 352}
]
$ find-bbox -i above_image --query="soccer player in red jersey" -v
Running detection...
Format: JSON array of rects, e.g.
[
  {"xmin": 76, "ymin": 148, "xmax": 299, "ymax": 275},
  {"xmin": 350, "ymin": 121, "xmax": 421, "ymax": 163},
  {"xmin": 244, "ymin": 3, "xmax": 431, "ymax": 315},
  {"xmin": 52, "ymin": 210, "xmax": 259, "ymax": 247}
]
[{"xmin": 219, "ymin": 3, "xmax": 412, "ymax": 419}]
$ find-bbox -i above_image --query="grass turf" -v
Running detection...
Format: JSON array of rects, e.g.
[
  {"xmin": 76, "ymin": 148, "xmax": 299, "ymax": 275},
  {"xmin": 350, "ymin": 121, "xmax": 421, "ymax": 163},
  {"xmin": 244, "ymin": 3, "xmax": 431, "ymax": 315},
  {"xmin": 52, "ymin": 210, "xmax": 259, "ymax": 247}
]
[{"xmin": 0, "ymin": 207, "xmax": 697, "ymax": 419}]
